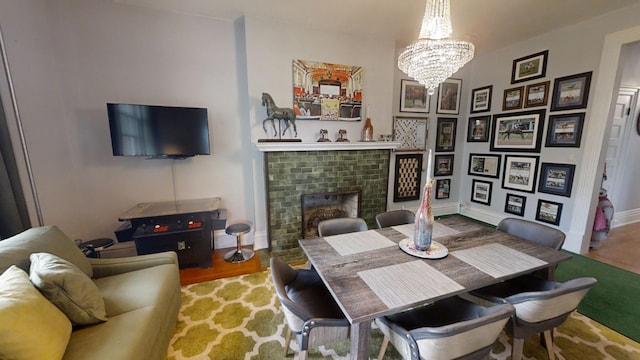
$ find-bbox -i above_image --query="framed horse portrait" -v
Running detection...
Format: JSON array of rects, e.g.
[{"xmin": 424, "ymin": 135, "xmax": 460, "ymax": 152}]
[
  {"xmin": 292, "ymin": 59, "xmax": 363, "ymax": 121},
  {"xmin": 490, "ymin": 109, "xmax": 546, "ymax": 153}
]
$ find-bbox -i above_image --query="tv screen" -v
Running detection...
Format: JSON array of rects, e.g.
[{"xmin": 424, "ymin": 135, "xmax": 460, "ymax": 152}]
[{"xmin": 107, "ymin": 103, "xmax": 210, "ymax": 158}]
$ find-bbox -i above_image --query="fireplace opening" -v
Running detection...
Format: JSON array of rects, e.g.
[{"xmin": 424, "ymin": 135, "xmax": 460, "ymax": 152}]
[{"xmin": 301, "ymin": 189, "xmax": 361, "ymax": 238}]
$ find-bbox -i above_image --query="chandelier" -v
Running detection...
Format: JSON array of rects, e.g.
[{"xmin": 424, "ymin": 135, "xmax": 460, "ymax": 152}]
[{"xmin": 398, "ymin": 0, "xmax": 474, "ymax": 94}]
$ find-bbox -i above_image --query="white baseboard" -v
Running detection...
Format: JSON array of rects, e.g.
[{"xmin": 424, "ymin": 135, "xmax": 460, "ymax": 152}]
[
  {"xmin": 612, "ymin": 208, "xmax": 640, "ymax": 228},
  {"xmin": 458, "ymin": 204, "xmax": 503, "ymax": 226}
]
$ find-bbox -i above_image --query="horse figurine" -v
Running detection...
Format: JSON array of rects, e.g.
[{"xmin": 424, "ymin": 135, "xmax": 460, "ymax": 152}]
[{"xmin": 261, "ymin": 92, "xmax": 297, "ymax": 138}]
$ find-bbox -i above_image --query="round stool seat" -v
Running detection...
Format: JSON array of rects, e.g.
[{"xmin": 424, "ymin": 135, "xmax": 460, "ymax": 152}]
[{"xmin": 224, "ymin": 223, "xmax": 254, "ymax": 263}]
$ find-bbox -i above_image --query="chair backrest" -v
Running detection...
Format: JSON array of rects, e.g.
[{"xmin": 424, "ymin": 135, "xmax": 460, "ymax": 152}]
[
  {"xmin": 505, "ymin": 277, "xmax": 597, "ymax": 323},
  {"xmin": 375, "ymin": 210, "xmax": 415, "ymax": 229},
  {"xmin": 270, "ymin": 257, "xmax": 312, "ymax": 327},
  {"xmin": 497, "ymin": 217, "xmax": 566, "ymax": 250},
  {"xmin": 317, "ymin": 217, "xmax": 367, "ymax": 237}
]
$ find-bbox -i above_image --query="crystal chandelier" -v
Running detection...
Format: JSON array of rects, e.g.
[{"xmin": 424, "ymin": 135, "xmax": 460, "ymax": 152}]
[{"xmin": 398, "ymin": 0, "xmax": 475, "ymax": 94}]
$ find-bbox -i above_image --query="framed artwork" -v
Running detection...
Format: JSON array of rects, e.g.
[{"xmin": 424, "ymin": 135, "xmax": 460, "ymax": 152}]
[
  {"xmin": 502, "ymin": 155, "xmax": 539, "ymax": 193},
  {"xmin": 393, "ymin": 153, "xmax": 423, "ymax": 202},
  {"xmin": 400, "ymin": 79, "xmax": 429, "ymax": 113},
  {"xmin": 490, "ymin": 109, "xmax": 546, "ymax": 152},
  {"xmin": 538, "ymin": 163, "xmax": 576, "ymax": 197},
  {"xmin": 435, "ymin": 117, "xmax": 457, "ymax": 152},
  {"xmin": 468, "ymin": 153, "xmax": 501, "ymax": 178},
  {"xmin": 292, "ymin": 59, "xmax": 363, "ymax": 121},
  {"xmin": 550, "ymin": 71, "xmax": 593, "ymax": 111},
  {"xmin": 435, "ymin": 179, "xmax": 451, "ymax": 199},
  {"xmin": 470, "ymin": 85, "xmax": 493, "ymax": 113},
  {"xmin": 545, "ymin": 113, "xmax": 585, "ymax": 147},
  {"xmin": 505, "ymin": 193, "xmax": 527, "ymax": 217},
  {"xmin": 437, "ymin": 78, "xmax": 462, "ymax": 114},
  {"xmin": 393, "ymin": 116, "xmax": 428, "ymax": 151},
  {"xmin": 524, "ymin": 81, "xmax": 550, "ymax": 108},
  {"xmin": 434, "ymin": 154, "xmax": 454, "ymax": 177},
  {"xmin": 503, "ymin": 86, "xmax": 524, "ymax": 110},
  {"xmin": 467, "ymin": 116, "xmax": 491, "ymax": 142},
  {"xmin": 471, "ymin": 179, "xmax": 492, "ymax": 206},
  {"xmin": 536, "ymin": 199, "xmax": 563, "ymax": 226},
  {"xmin": 511, "ymin": 50, "xmax": 549, "ymax": 84}
]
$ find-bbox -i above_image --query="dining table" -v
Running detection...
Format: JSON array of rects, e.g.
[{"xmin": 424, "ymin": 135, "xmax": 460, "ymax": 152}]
[{"xmin": 298, "ymin": 216, "xmax": 573, "ymax": 360}]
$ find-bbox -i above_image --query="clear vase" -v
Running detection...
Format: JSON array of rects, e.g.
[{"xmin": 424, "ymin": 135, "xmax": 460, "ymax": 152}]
[{"xmin": 414, "ymin": 179, "xmax": 434, "ymax": 251}]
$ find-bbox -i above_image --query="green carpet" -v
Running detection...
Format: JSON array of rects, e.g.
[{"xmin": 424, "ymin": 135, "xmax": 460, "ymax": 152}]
[{"xmin": 555, "ymin": 251, "xmax": 640, "ymax": 342}]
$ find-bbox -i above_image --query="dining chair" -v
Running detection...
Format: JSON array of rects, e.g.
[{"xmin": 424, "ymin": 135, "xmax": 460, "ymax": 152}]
[
  {"xmin": 317, "ymin": 217, "xmax": 367, "ymax": 237},
  {"xmin": 269, "ymin": 257, "xmax": 350, "ymax": 360},
  {"xmin": 375, "ymin": 296, "xmax": 514, "ymax": 360},
  {"xmin": 471, "ymin": 276, "xmax": 597, "ymax": 360},
  {"xmin": 375, "ymin": 209, "xmax": 415, "ymax": 229},
  {"xmin": 497, "ymin": 217, "xmax": 565, "ymax": 250}
]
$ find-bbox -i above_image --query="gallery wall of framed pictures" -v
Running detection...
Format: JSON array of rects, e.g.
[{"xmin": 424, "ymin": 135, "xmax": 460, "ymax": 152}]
[{"xmin": 460, "ymin": 49, "xmax": 591, "ymax": 224}]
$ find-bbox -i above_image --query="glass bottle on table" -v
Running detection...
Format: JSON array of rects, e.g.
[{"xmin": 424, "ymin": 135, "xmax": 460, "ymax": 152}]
[{"xmin": 414, "ymin": 179, "xmax": 434, "ymax": 251}]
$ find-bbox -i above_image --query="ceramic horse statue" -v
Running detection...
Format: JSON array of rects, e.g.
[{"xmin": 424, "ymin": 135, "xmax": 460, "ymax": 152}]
[{"xmin": 261, "ymin": 92, "xmax": 297, "ymax": 138}]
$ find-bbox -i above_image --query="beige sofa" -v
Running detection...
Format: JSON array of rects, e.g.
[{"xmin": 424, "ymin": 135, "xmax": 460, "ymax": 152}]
[{"xmin": 0, "ymin": 225, "xmax": 181, "ymax": 360}]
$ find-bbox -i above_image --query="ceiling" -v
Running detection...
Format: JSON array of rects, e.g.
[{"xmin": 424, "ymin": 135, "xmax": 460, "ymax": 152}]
[{"xmin": 116, "ymin": 0, "xmax": 639, "ymax": 54}]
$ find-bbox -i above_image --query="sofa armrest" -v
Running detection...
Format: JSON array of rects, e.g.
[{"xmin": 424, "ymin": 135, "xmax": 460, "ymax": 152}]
[{"xmin": 89, "ymin": 251, "xmax": 179, "ymax": 278}]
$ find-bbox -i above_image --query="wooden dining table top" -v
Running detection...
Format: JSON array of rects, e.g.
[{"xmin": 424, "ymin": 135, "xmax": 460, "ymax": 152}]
[{"xmin": 298, "ymin": 216, "xmax": 573, "ymax": 325}]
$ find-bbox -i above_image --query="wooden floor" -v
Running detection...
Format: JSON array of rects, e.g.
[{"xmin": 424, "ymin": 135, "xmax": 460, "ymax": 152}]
[
  {"xmin": 586, "ymin": 221, "xmax": 640, "ymax": 275},
  {"xmin": 179, "ymin": 247, "xmax": 263, "ymax": 286}
]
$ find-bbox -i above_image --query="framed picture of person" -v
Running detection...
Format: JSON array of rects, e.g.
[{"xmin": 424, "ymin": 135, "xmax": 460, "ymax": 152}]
[
  {"xmin": 470, "ymin": 85, "xmax": 492, "ymax": 113},
  {"xmin": 435, "ymin": 179, "xmax": 451, "ymax": 199},
  {"xmin": 505, "ymin": 193, "xmax": 527, "ymax": 216},
  {"xmin": 468, "ymin": 153, "xmax": 501, "ymax": 178},
  {"xmin": 437, "ymin": 78, "xmax": 462, "ymax": 114},
  {"xmin": 550, "ymin": 71, "xmax": 593, "ymax": 111},
  {"xmin": 524, "ymin": 81, "xmax": 550, "ymax": 108},
  {"xmin": 538, "ymin": 163, "xmax": 576, "ymax": 197},
  {"xmin": 467, "ymin": 116, "xmax": 491, "ymax": 142},
  {"xmin": 435, "ymin": 117, "xmax": 457, "ymax": 152},
  {"xmin": 545, "ymin": 113, "xmax": 585, "ymax": 147},
  {"xmin": 511, "ymin": 50, "xmax": 548, "ymax": 84},
  {"xmin": 536, "ymin": 199, "xmax": 563, "ymax": 225},
  {"xmin": 471, "ymin": 179, "xmax": 492, "ymax": 206},
  {"xmin": 434, "ymin": 154, "xmax": 454, "ymax": 177},
  {"xmin": 490, "ymin": 109, "xmax": 546, "ymax": 152},
  {"xmin": 501, "ymin": 155, "xmax": 539, "ymax": 193}
]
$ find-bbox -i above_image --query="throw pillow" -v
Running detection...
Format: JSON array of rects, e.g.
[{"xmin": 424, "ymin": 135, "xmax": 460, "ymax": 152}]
[
  {"xmin": 0, "ymin": 265, "xmax": 71, "ymax": 360},
  {"xmin": 30, "ymin": 252, "xmax": 107, "ymax": 326}
]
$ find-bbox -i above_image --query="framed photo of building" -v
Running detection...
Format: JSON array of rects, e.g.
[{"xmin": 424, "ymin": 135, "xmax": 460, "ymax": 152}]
[
  {"xmin": 538, "ymin": 163, "xmax": 576, "ymax": 197},
  {"xmin": 524, "ymin": 81, "xmax": 550, "ymax": 108},
  {"xmin": 470, "ymin": 85, "xmax": 492, "ymax": 113},
  {"xmin": 434, "ymin": 154, "xmax": 454, "ymax": 176},
  {"xmin": 467, "ymin": 116, "xmax": 491, "ymax": 142},
  {"xmin": 437, "ymin": 78, "xmax": 462, "ymax": 114},
  {"xmin": 550, "ymin": 71, "xmax": 592, "ymax": 111},
  {"xmin": 545, "ymin": 113, "xmax": 585, "ymax": 147},
  {"xmin": 400, "ymin": 79, "xmax": 429, "ymax": 113},
  {"xmin": 435, "ymin": 179, "xmax": 451, "ymax": 199},
  {"xmin": 503, "ymin": 86, "xmax": 524, "ymax": 111},
  {"xmin": 393, "ymin": 153, "xmax": 423, "ymax": 202},
  {"xmin": 511, "ymin": 50, "xmax": 549, "ymax": 84},
  {"xmin": 536, "ymin": 199, "xmax": 563, "ymax": 225},
  {"xmin": 502, "ymin": 155, "xmax": 539, "ymax": 193},
  {"xmin": 490, "ymin": 109, "xmax": 546, "ymax": 152},
  {"xmin": 505, "ymin": 193, "xmax": 526, "ymax": 217},
  {"xmin": 435, "ymin": 117, "xmax": 457, "ymax": 152},
  {"xmin": 471, "ymin": 179, "xmax": 492, "ymax": 206},
  {"xmin": 468, "ymin": 153, "xmax": 501, "ymax": 178}
]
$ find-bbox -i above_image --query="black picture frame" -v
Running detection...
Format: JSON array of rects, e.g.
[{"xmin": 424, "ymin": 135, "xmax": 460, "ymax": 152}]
[
  {"xmin": 470, "ymin": 85, "xmax": 493, "ymax": 113},
  {"xmin": 536, "ymin": 199, "xmax": 563, "ymax": 226},
  {"xmin": 511, "ymin": 50, "xmax": 549, "ymax": 84},
  {"xmin": 393, "ymin": 153, "xmax": 423, "ymax": 202},
  {"xmin": 545, "ymin": 113, "xmax": 585, "ymax": 148},
  {"xmin": 437, "ymin": 78, "xmax": 462, "ymax": 115},
  {"xmin": 435, "ymin": 179, "xmax": 451, "ymax": 200},
  {"xmin": 490, "ymin": 109, "xmax": 546, "ymax": 153},
  {"xmin": 502, "ymin": 155, "xmax": 539, "ymax": 193},
  {"xmin": 503, "ymin": 86, "xmax": 524, "ymax": 111},
  {"xmin": 524, "ymin": 81, "xmax": 550, "ymax": 108},
  {"xmin": 550, "ymin": 71, "xmax": 593, "ymax": 111},
  {"xmin": 435, "ymin": 117, "xmax": 457, "ymax": 152},
  {"xmin": 471, "ymin": 179, "xmax": 492, "ymax": 206},
  {"xmin": 434, "ymin": 154, "xmax": 454, "ymax": 177},
  {"xmin": 399, "ymin": 79, "xmax": 429, "ymax": 113},
  {"xmin": 468, "ymin": 153, "xmax": 501, "ymax": 178},
  {"xmin": 538, "ymin": 163, "xmax": 576, "ymax": 197},
  {"xmin": 467, "ymin": 115, "xmax": 491, "ymax": 142},
  {"xmin": 505, "ymin": 193, "xmax": 527, "ymax": 217}
]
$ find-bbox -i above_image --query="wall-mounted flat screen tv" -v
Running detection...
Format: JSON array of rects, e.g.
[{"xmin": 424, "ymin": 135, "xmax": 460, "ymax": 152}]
[{"xmin": 107, "ymin": 103, "xmax": 210, "ymax": 159}]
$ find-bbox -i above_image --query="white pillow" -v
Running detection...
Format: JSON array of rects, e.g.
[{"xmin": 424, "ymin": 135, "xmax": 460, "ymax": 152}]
[{"xmin": 0, "ymin": 265, "xmax": 71, "ymax": 360}]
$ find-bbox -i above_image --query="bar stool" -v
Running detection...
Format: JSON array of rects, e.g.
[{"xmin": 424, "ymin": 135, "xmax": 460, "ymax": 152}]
[{"xmin": 224, "ymin": 223, "xmax": 254, "ymax": 263}]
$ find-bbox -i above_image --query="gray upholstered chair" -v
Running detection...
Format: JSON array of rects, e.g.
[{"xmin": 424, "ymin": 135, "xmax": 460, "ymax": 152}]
[
  {"xmin": 317, "ymin": 217, "xmax": 367, "ymax": 237},
  {"xmin": 269, "ymin": 257, "xmax": 349, "ymax": 360},
  {"xmin": 375, "ymin": 209, "xmax": 415, "ymax": 229},
  {"xmin": 497, "ymin": 217, "xmax": 565, "ymax": 250},
  {"xmin": 471, "ymin": 276, "xmax": 597, "ymax": 360},
  {"xmin": 375, "ymin": 296, "xmax": 514, "ymax": 360}
]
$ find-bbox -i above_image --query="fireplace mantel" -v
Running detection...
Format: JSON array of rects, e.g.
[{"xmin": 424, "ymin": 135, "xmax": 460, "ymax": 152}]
[{"xmin": 256, "ymin": 141, "xmax": 402, "ymax": 152}]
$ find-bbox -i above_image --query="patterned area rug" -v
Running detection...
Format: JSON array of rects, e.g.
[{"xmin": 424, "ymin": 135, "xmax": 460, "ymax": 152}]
[{"xmin": 168, "ymin": 271, "xmax": 640, "ymax": 360}]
